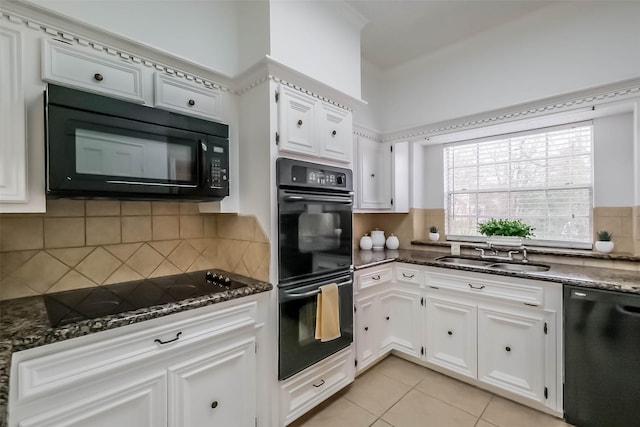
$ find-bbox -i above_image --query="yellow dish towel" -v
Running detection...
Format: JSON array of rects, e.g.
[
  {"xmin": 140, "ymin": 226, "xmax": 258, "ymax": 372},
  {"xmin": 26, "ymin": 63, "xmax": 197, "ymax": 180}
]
[{"xmin": 315, "ymin": 283, "xmax": 341, "ymax": 342}]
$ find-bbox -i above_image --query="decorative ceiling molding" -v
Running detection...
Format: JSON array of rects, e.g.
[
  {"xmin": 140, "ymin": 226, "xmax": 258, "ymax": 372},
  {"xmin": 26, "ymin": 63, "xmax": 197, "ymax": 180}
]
[
  {"xmin": 352, "ymin": 124, "xmax": 382, "ymax": 142},
  {"xmin": 0, "ymin": 9, "xmax": 232, "ymax": 94},
  {"xmin": 381, "ymin": 78, "xmax": 640, "ymax": 143}
]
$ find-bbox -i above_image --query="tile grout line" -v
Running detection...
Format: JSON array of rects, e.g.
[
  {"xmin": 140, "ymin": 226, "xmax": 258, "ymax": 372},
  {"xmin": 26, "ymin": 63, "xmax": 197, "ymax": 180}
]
[{"xmin": 474, "ymin": 395, "xmax": 495, "ymax": 427}]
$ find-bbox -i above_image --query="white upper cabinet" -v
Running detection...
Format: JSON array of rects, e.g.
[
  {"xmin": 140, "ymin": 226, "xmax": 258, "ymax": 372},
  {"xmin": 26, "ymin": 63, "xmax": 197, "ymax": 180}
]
[
  {"xmin": 354, "ymin": 137, "xmax": 409, "ymax": 212},
  {"xmin": 317, "ymin": 102, "xmax": 352, "ymax": 163},
  {"xmin": 277, "ymin": 84, "xmax": 352, "ymax": 163},
  {"xmin": 154, "ymin": 73, "xmax": 222, "ymax": 121},
  {"xmin": 42, "ymin": 39, "xmax": 144, "ymax": 103},
  {"xmin": 0, "ymin": 27, "xmax": 27, "ymax": 205}
]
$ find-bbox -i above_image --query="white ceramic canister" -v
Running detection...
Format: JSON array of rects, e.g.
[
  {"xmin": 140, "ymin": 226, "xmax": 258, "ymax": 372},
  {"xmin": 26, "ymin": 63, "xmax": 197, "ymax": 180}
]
[
  {"xmin": 371, "ymin": 229, "xmax": 385, "ymax": 250},
  {"xmin": 359, "ymin": 234, "xmax": 373, "ymax": 250},
  {"xmin": 386, "ymin": 234, "xmax": 399, "ymax": 250}
]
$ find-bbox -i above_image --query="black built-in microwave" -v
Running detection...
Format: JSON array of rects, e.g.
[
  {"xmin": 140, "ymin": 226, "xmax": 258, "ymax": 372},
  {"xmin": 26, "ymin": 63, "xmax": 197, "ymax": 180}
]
[{"xmin": 45, "ymin": 84, "xmax": 229, "ymax": 201}]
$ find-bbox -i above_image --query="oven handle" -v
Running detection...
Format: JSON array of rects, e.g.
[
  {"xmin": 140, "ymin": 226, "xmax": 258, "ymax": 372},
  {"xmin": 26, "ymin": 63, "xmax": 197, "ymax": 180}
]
[
  {"xmin": 281, "ymin": 281, "xmax": 352, "ymax": 301},
  {"xmin": 280, "ymin": 191, "xmax": 353, "ymax": 205}
]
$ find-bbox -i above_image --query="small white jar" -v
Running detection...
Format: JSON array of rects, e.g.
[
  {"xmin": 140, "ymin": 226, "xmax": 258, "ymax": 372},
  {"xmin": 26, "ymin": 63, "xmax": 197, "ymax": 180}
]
[
  {"xmin": 359, "ymin": 234, "xmax": 373, "ymax": 250},
  {"xmin": 386, "ymin": 234, "xmax": 400, "ymax": 250},
  {"xmin": 371, "ymin": 230, "xmax": 386, "ymax": 250},
  {"xmin": 594, "ymin": 240, "xmax": 614, "ymax": 253}
]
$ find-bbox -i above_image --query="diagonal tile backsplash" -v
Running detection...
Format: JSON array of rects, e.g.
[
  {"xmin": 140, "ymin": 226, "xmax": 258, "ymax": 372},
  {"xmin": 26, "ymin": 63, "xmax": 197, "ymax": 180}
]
[{"xmin": 0, "ymin": 200, "xmax": 270, "ymax": 301}]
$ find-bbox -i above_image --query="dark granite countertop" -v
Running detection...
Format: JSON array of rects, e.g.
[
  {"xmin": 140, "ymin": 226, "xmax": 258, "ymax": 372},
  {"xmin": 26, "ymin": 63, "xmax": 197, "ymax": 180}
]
[
  {"xmin": 0, "ymin": 271, "xmax": 272, "ymax": 427},
  {"xmin": 355, "ymin": 249, "xmax": 640, "ymax": 294}
]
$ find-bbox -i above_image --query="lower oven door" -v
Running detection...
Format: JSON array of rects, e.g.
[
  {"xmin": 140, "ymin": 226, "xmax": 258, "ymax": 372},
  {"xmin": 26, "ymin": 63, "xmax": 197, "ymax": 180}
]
[{"xmin": 278, "ymin": 272, "xmax": 353, "ymax": 381}]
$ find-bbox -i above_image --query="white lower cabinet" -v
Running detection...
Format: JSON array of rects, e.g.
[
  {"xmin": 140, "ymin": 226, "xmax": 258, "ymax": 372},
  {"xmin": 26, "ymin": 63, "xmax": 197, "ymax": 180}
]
[
  {"xmin": 425, "ymin": 295, "xmax": 477, "ymax": 379},
  {"xmin": 18, "ymin": 372, "xmax": 167, "ymax": 427},
  {"xmin": 354, "ymin": 262, "xmax": 562, "ymax": 416},
  {"xmin": 379, "ymin": 287, "xmax": 421, "ymax": 357},
  {"xmin": 167, "ymin": 336, "xmax": 255, "ymax": 427},
  {"xmin": 280, "ymin": 346, "xmax": 354, "ymax": 426},
  {"xmin": 477, "ymin": 305, "xmax": 546, "ymax": 403},
  {"xmin": 9, "ymin": 299, "xmax": 261, "ymax": 427}
]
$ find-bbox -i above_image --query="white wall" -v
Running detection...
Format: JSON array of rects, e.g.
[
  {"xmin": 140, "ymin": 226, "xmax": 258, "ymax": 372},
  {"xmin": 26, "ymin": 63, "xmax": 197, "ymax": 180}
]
[
  {"xmin": 372, "ymin": 1, "xmax": 640, "ymax": 132},
  {"xmin": 593, "ymin": 112, "xmax": 635, "ymax": 207},
  {"xmin": 26, "ymin": 0, "xmax": 264, "ymax": 76},
  {"xmin": 353, "ymin": 59, "xmax": 384, "ymax": 130},
  {"xmin": 269, "ymin": 0, "xmax": 365, "ymax": 99}
]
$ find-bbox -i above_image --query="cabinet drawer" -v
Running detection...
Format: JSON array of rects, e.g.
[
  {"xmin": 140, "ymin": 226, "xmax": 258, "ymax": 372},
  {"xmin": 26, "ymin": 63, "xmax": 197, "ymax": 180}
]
[
  {"xmin": 357, "ymin": 266, "xmax": 393, "ymax": 291},
  {"xmin": 427, "ymin": 270, "xmax": 544, "ymax": 306},
  {"xmin": 42, "ymin": 39, "xmax": 144, "ymax": 103},
  {"xmin": 13, "ymin": 300, "xmax": 257, "ymax": 402},
  {"xmin": 281, "ymin": 346, "xmax": 354, "ymax": 425},
  {"xmin": 153, "ymin": 73, "xmax": 222, "ymax": 121},
  {"xmin": 395, "ymin": 265, "xmax": 421, "ymax": 285}
]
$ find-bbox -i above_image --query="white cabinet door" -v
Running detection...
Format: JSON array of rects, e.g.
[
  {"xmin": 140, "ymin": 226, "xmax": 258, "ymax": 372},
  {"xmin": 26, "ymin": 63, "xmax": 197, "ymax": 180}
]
[
  {"xmin": 379, "ymin": 288, "xmax": 422, "ymax": 358},
  {"xmin": 318, "ymin": 103, "xmax": 352, "ymax": 163},
  {"xmin": 477, "ymin": 306, "xmax": 546, "ymax": 403},
  {"xmin": 167, "ymin": 336, "xmax": 256, "ymax": 427},
  {"xmin": 0, "ymin": 27, "xmax": 27, "ymax": 204},
  {"xmin": 277, "ymin": 85, "xmax": 318, "ymax": 157},
  {"xmin": 357, "ymin": 138, "xmax": 391, "ymax": 209},
  {"xmin": 42, "ymin": 39, "xmax": 144, "ymax": 103},
  {"xmin": 17, "ymin": 372, "xmax": 166, "ymax": 427},
  {"xmin": 154, "ymin": 73, "xmax": 222, "ymax": 121},
  {"xmin": 425, "ymin": 296, "xmax": 477, "ymax": 379},
  {"xmin": 354, "ymin": 294, "xmax": 379, "ymax": 374}
]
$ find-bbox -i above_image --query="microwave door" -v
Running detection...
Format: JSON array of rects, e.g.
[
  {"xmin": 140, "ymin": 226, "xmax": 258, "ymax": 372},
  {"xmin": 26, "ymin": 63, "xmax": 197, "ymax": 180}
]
[{"xmin": 47, "ymin": 105, "xmax": 206, "ymax": 195}]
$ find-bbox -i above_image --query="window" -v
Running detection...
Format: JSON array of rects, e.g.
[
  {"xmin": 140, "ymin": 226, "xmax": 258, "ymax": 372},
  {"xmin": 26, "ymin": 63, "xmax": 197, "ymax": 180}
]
[{"xmin": 444, "ymin": 122, "xmax": 593, "ymax": 246}]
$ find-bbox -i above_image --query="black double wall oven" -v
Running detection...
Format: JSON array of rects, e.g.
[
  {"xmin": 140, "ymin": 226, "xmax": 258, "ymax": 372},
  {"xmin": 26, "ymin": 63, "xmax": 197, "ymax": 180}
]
[{"xmin": 277, "ymin": 158, "xmax": 354, "ymax": 380}]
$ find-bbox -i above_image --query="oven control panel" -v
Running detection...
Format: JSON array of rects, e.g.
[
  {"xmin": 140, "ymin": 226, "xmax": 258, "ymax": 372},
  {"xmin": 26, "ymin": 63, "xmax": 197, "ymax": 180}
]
[{"xmin": 290, "ymin": 165, "xmax": 348, "ymax": 188}]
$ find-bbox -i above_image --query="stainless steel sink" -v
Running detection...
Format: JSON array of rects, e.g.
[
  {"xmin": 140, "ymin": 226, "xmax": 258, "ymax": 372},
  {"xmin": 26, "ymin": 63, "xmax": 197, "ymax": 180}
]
[
  {"xmin": 488, "ymin": 263, "xmax": 550, "ymax": 272},
  {"xmin": 435, "ymin": 256, "xmax": 494, "ymax": 267}
]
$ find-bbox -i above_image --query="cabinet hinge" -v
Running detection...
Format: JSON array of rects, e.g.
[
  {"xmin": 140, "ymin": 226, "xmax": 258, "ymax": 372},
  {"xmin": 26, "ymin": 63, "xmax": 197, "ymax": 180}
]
[
  {"xmin": 544, "ymin": 322, "xmax": 548, "ymax": 335},
  {"xmin": 420, "ymin": 346, "xmax": 424, "ymax": 356},
  {"xmin": 355, "ymin": 359, "xmax": 358, "ymax": 367},
  {"xmin": 390, "ymin": 198, "xmax": 394, "ymax": 206},
  {"xmin": 420, "ymin": 297, "xmax": 424, "ymax": 306},
  {"xmin": 390, "ymin": 145, "xmax": 393, "ymax": 152},
  {"xmin": 544, "ymin": 387, "xmax": 548, "ymax": 399},
  {"xmin": 275, "ymin": 91, "xmax": 279, "ymax": 103},
  {"xmin": 255, "ymin": 342, "xmax": 258, "ymax": 354},
  {"xmin": 354, "ymin": 304, "xmax": 357, "ymax": 313},
  {"xmin": 255, "ymin": 417, "xmax": 258, "ymax": 427},
  {"xmin": 275, "ymin": 132, "xmax": 280, "ymax": 145}
]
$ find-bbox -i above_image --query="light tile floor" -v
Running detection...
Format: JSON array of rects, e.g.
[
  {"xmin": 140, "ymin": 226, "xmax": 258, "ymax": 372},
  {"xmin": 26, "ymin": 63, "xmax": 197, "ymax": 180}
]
[{"xmin": 290, "ymin": 355, "xmax": 573, "ymax": 427}]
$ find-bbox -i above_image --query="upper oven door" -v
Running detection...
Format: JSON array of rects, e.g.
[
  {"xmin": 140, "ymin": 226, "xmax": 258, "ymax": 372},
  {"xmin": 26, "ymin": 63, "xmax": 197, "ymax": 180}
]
[
  {"xmin": 278, "ymin": 189, "xmax": 353, "ymax": 284},
  {"xmin": 46, "ymin": 104, "xmax": 226, "ymax": 199}
]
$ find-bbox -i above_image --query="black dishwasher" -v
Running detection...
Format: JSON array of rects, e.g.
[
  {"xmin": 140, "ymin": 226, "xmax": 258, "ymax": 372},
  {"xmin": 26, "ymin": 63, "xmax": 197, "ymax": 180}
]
[{"xmin": 564, "ymin": 285, "xmax": 640, "ymax": 427}]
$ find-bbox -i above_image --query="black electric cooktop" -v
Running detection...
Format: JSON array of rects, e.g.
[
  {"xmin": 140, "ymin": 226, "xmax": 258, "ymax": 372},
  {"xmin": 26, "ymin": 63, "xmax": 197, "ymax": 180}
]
[{"xmin": 43, "ymin": 270, "xmax": 246, "ymax": 327}]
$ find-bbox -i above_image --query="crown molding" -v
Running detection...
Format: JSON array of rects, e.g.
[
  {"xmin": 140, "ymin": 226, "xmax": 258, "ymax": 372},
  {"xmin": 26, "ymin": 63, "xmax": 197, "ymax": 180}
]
[
  {"xmin": 1, "ymin": 1, "xmax": 234, "ymax": 92},
  {"xmin": 381, "ymin": 77, "xmax": 640, "ymax": 143}
]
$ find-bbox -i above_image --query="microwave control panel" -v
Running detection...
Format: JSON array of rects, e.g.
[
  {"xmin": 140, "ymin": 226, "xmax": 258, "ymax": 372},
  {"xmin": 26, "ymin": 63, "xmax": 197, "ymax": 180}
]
[{"xmin": 209, "ymin": 145, "xmax": 228, "ymax": 189}]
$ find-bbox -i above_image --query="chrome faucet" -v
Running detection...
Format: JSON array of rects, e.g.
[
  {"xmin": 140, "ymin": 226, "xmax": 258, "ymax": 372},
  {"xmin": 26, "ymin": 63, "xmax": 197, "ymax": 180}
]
[{"xmin": 475, "ymin": 246, "xmax": 528, "ymax": 263}]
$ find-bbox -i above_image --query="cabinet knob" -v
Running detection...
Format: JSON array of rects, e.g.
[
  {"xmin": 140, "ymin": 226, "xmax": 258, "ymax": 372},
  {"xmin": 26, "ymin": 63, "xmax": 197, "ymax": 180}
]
[
  {"xmin": 505, "ymin": 346, "xmax": 511, "ymax": 352},
  {"xmin": 370, "ymin": 173, "xmax": 375, "ymax": 178},
  {"xmin": 188, "ymin": 99, "xmax": 195, "ymax": 106},
  {"xmin": 364, "ymin": 326, "xmax": 369, "ymax": 331},
  {"xmin": 447, "ymin": 330, "xmax": 453, "ymax": 336},
  {"xmin": 332, "ymin": 130, "xmax": 337, "ymax": 136},
  {"xmin": 297, "ymin": 119, "xmax": 303, "ymax": 127},
  {"xmin": 386, "ymin": 316, "xmax": 390, "ymax": 320},
  {"xmin": 211, "ymin": 401, "xmax": 218, "ymax": 409},
  {"xmin": 93, "ymin": 73, "xmax": 104, "ymax": 82}
]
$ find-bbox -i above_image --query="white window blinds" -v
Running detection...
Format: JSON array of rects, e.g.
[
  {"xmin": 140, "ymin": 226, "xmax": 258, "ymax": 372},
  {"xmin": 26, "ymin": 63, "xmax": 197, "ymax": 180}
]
[{"xmin": 444, "ymin": 122, "xmax": 593, "ymax": 245}]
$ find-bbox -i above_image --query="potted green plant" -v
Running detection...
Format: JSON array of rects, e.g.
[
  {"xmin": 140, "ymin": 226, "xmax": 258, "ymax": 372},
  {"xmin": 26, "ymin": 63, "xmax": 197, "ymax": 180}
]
[
  {"xmin": 429, "ymin": 226, "xmax": 439, "ymax": 241},
  {"xmin": 594, "ymin": 230, "xmax": 614, "ymax": 253},
  {"xmin": 478, "ymin": 218, "xmax": 534, "ymax": 247}
]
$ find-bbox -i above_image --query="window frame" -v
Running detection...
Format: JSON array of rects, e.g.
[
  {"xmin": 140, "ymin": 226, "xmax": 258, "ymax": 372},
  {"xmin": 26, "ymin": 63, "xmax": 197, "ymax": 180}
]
[{"xmin": 443, "ymin": 121, "xmax": 594, "ymax": 249}]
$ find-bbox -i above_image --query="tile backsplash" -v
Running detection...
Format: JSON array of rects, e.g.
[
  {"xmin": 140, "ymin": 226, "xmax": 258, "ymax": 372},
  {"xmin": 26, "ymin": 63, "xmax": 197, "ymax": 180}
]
[{"xmin": 0, "ymin": 200, "xmax": 270, "ymax": 301}]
